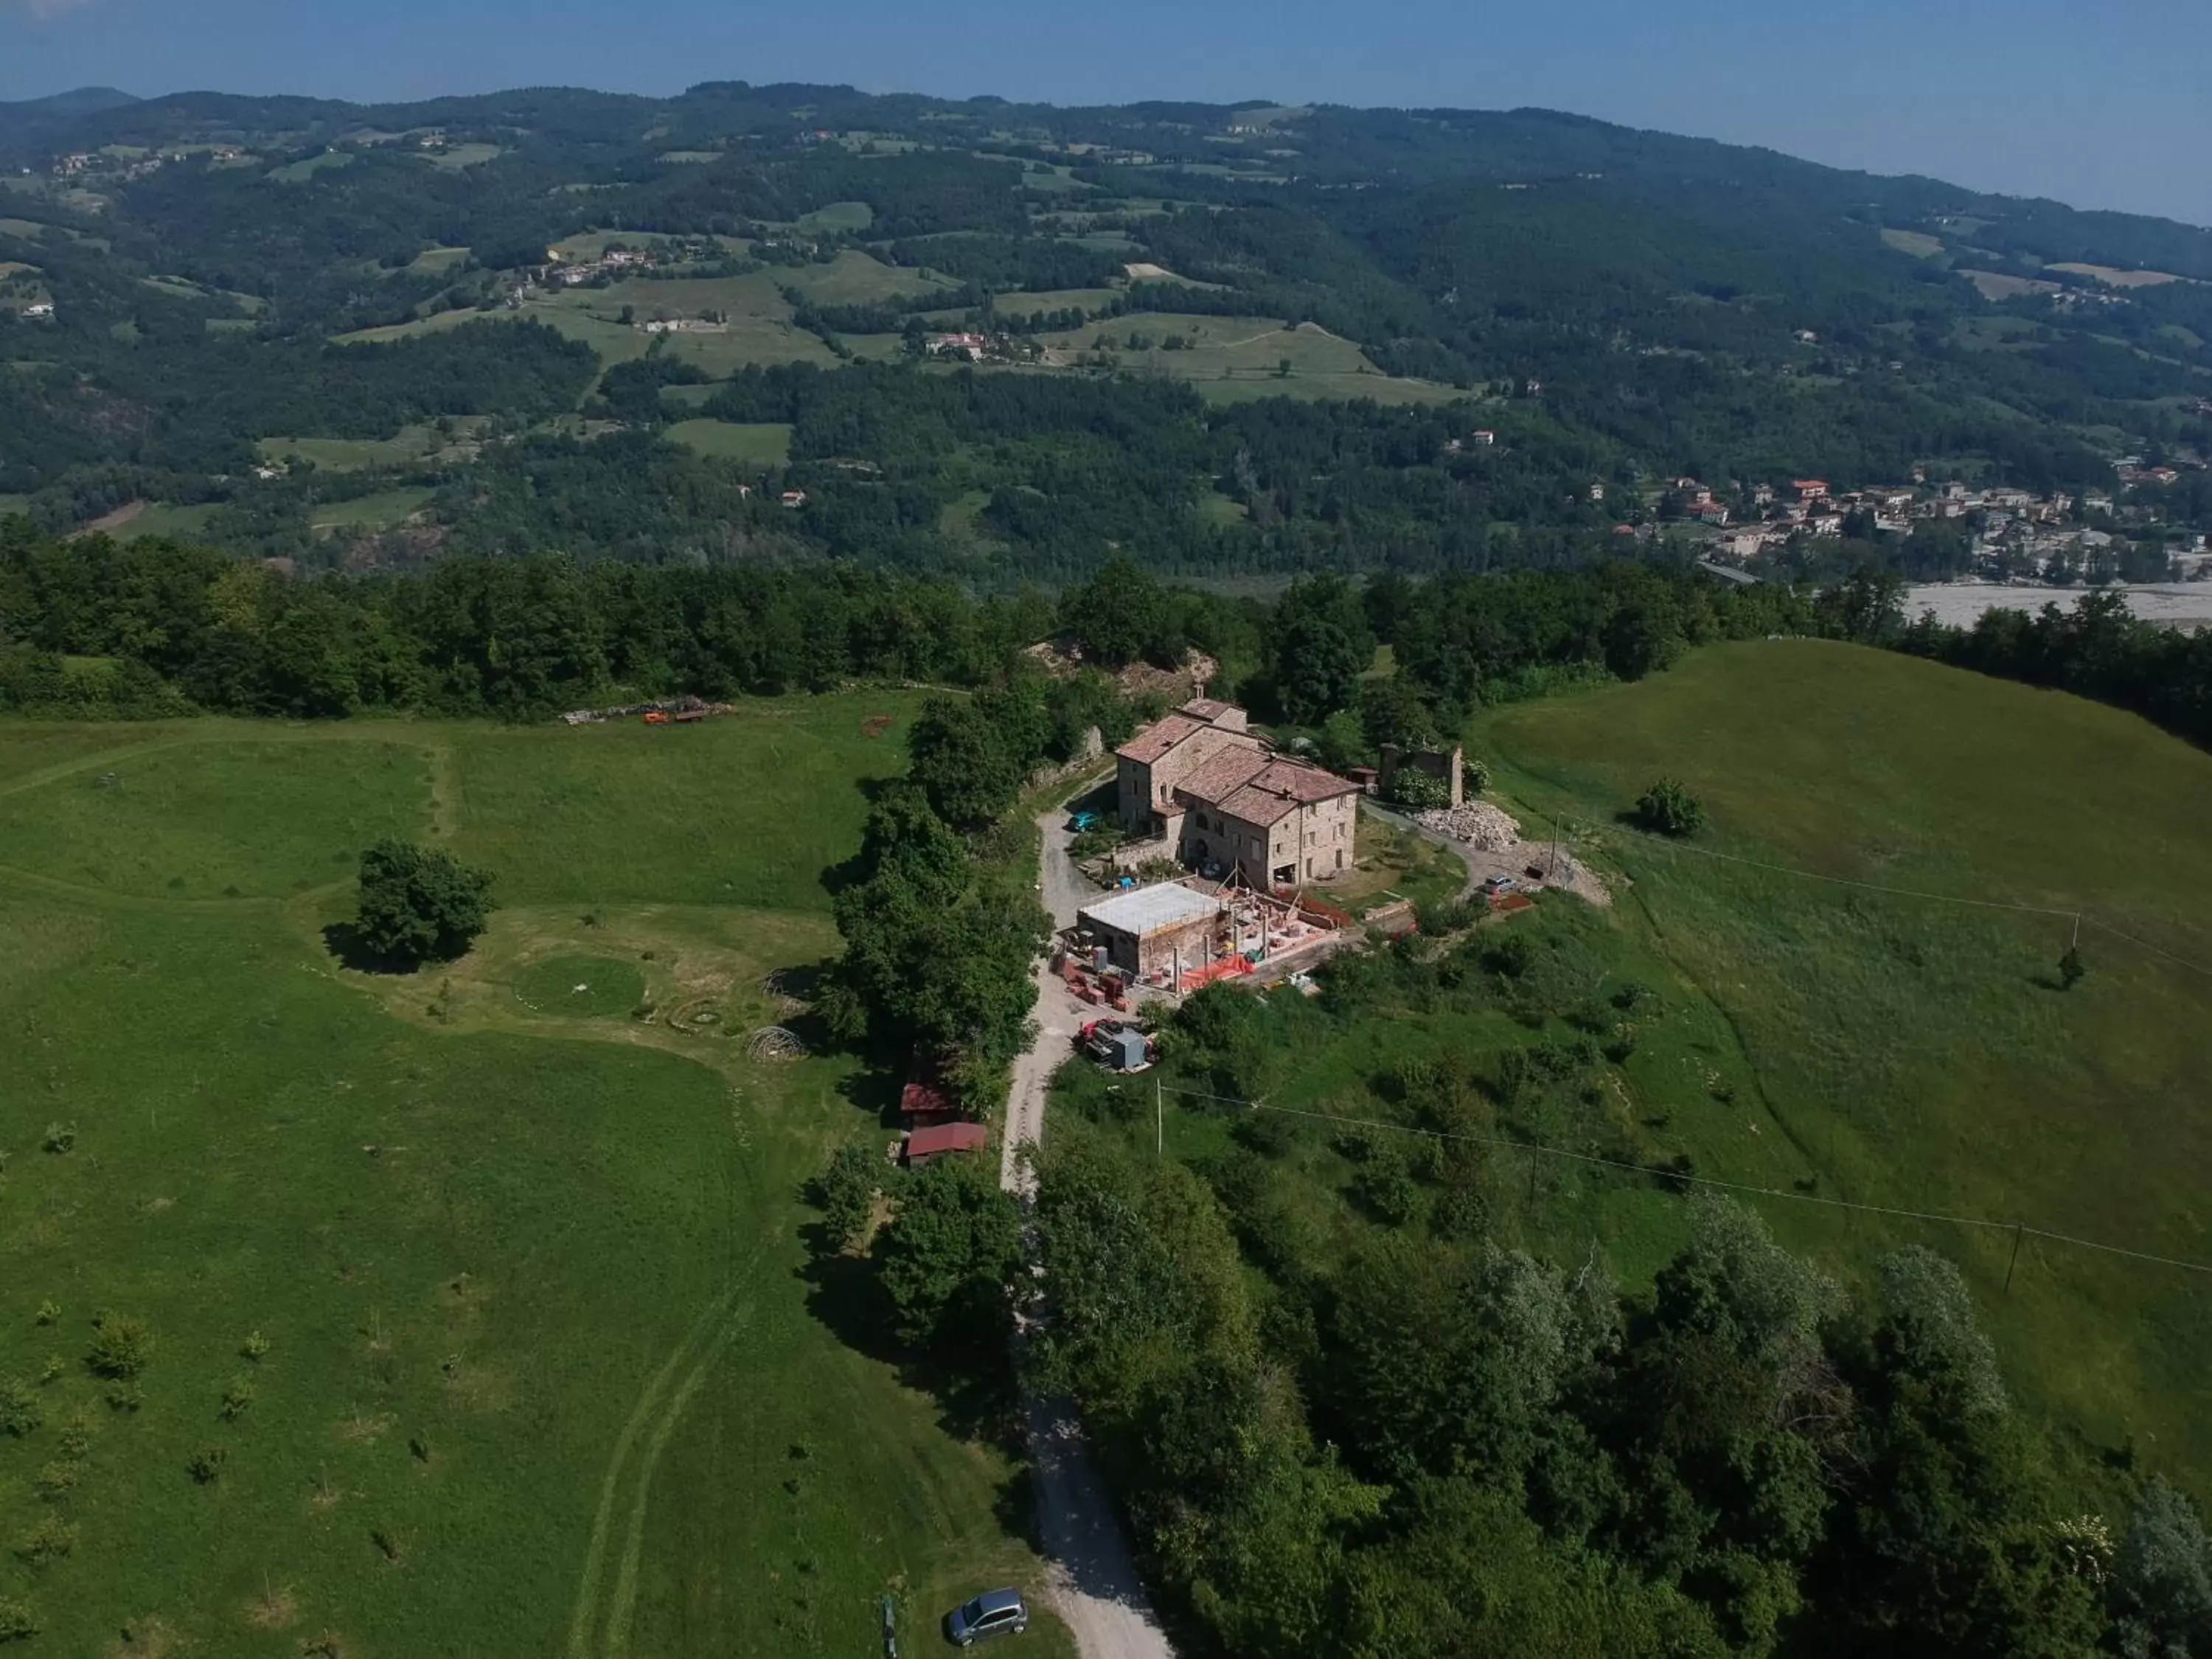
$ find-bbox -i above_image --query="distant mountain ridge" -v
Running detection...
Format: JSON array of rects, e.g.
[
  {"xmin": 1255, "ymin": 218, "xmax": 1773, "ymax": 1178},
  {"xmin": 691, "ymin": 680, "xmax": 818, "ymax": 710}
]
[{"xmin": 0, "ymin": 78, "xmax": 2205, "ymax": 257}]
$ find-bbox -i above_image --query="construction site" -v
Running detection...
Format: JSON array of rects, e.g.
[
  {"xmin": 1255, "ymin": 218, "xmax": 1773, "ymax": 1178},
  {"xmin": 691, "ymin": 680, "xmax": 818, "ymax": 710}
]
[{"xmin": 1063, "ymin": 874, "xmax": 1343, "ymax": 1000}]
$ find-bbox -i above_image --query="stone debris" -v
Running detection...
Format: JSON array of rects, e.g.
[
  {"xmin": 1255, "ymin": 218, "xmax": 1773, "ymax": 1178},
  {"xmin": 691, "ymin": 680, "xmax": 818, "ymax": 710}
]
[{"xmin": 1415, "ymin": 801, "xmax": 1523, "ymax": 850}]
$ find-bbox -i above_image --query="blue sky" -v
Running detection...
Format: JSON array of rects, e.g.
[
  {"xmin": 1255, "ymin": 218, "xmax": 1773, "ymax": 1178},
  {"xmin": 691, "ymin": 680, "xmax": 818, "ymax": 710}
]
[{"xmin": 3, "ymin": 0, "xmax": 2208, "ymax": 226}]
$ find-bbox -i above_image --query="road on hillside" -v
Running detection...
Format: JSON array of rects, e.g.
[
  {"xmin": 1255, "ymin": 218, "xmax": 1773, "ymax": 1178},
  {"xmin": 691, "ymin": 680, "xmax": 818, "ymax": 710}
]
[{"xmin": 1001, "ymin": 803, "xmax": 1178, "ymax": 1659}]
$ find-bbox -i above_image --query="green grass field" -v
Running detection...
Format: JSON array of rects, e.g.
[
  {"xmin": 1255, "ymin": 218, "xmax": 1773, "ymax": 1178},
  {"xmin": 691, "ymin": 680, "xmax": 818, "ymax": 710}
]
[
  {"xmin": 268, "ymin": 150, "xmax": 354, "ymax": 184},
  {"xmin": 1479, "ymin": 640, "xmax": 2212, "ymax": 1481},
  {"xmin": 416, "ymin": 143, "xmax": 501, "ymax": 170},
  {"xmin": 665, "ymin": 420, "xmax": 792, "ymax": 465},
  {"xmin": 308, "ymin": 489, "xmax": 434, "ymax": 533},
  {"xmin": 793, "ymin": 201, "xmax": 874, "ymax": 234},
  {"xmin": 1038, "ymin": 313, "xmax": 1458, "ymax": 405},
  {"xmin": 0, "ymin": 695, "xmax": 1071, "ymax": 1657},
  {"xmin": 114, "ymin": 502, "xmax": 220, "ymax": 541},
  {"xmin": 335, "ymin": 255, "xmax": 935, "ymax": 378},
  {"xmin": 258, "ymin": 428, "xmax": 443, "ymax": 471}
]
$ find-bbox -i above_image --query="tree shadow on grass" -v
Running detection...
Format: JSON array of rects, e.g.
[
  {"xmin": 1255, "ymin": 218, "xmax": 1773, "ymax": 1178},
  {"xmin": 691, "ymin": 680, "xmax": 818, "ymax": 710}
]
[
  {"xmin": 795, "ymin": 1219, "xmax": 1024, "ymax": 1457},
  {"xmin": 835, "ymin": 1062, "xmax": 904, "ymax": 1124},
  {"xmin": 321, "ymin": 921, "xmax": 427, "ymax": 976}
]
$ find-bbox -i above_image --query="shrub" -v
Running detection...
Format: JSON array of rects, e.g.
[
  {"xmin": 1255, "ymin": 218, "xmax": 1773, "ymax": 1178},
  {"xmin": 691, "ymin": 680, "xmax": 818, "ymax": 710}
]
[
  {"xmin": 55, "ymin": 1414, "xmax": 91, "ymax": 1459},
  {"xmin": 32, "ymin": 1461, "xmax": 77, "ymax": 1500},
  {"xmin": 1434, "ymin": 1181, "xmax": 1492, "ymax": 1242},
  {"xmin": 240, "ymin": 1330, "xmax": 271, "ymax": 1362},
  {"xmin": 187, "ymin": 1445, "xmax": 227, "ymax": 1484},
  {"xmin": 0, "ymin": 1596, "xmax": 40, "ymax": 1642},
  {"xmin": 0, "ymin": 1378, "xmax": 38, "ymax": 1438},
  {"xmin": 1385, "ymin": 770, "xmax": 1452, "ymax": 811},
  {"xmin": 11, "ymin": 1517, "xmax": 74, "ymax": 1569},
  {"xmin": 1634, "ymin": 778, "xmax": 1705, "ymax": 837},
  {"xmin": 1351, "ymin": 1145, "xmax": 1419, "ymax": 1227},
  {"xmin": 86, "ymin": 1310, "xmax": 153, "ymax": 1379},
  {"xmin": 40, "ymin": 1122, "xmax": 73, "ymax": 1155},
  {"xmin": 221, "ymin": 1377, "xmax": 257, "ymax": 1419},
  {"xmin": 32, "ymin": 1301, "xmax": 58, "ymax": 1327}
]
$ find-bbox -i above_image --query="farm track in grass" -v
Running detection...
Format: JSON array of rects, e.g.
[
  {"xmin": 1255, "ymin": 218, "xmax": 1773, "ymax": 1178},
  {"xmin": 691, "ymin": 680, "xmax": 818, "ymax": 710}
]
[{"xmin": 566, "ymin": 1285, "xmax": 747, "ymax": 1659}]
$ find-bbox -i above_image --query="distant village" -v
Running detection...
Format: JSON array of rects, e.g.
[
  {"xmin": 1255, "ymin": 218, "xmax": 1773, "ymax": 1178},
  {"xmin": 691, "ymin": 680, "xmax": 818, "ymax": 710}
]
[{"xmin": 1467, "ymin": 418, "xmax": 2212, "ymax": 585}]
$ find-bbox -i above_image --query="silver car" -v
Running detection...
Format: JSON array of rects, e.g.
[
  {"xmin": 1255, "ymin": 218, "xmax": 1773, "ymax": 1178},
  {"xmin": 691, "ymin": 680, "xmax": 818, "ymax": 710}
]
[{"xmin": 947, "ymin": 1588, "xmax": 1029, "ymax": 1646}]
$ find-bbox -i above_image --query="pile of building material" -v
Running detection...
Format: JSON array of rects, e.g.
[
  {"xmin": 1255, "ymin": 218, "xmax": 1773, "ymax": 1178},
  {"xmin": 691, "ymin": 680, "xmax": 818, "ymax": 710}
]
[{"xmin": 1415, "ymin": 801, "xmax": 1523, "ymax": 850}]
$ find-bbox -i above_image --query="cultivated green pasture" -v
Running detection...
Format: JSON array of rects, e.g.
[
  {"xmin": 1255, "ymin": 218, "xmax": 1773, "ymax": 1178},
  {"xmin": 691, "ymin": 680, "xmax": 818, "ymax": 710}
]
[
  {"xmin": 406, "ymin": 246, "xmax": 470, "ymax": 274},
  {"xmin": 1482, "ymin": 640, "xmax": 2212, "ymax": 1478},
  {"xmin": 0, "ymin": 696, "xmax": 1069, "ymax": 1657},
  {"xmin": 445, "ymin": 700, "xmax": 916, "ymax": 909},
  {"xmin": 1038, "ymin": 313, "xmax": 1457, "ymax": 405},
  {"xmin": 0, "ymin": 737, "xmax": 431, "ymax": 899},
  {"xmin": 666, "ymin": 419, "xmax": 792, "ymax": 465},
  {"xmin": 258, "ymin": 427, "xmax": 445, "ymax": 471},
  {"xmin": 307, "ymin": 489, "xmax": 434, "ymax": 533},
  {"xmin": 102, "ymin": 502, "xmax": 218, "ymax": 541}
]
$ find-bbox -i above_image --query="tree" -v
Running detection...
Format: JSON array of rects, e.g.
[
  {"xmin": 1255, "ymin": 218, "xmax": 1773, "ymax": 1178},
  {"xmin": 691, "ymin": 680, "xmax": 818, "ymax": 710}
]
[
  {"xmin": 1358, "ymin": 675, "xmax": 1439, "ymax": 756},
  {"xmin": 1062, "ymin": 555, "xmax": 1169, "ymax": 670},
  {"xmin": 1273, "ymin": 576, "xmax": 1374, "ymax": 728},
  {"xmin": 1635, "ymin": 778, "xmax": 1706, "ymax": 837},
  {"xmin": 354, "ymin": 838, "xmax": 495, "ymax": 966},
  {"xmin": 874, "ymin": 1155, "xmax": 1023, "ymax": 1353},
  {"xmin": 810, "ymin": 1141, "xmax": 880, "ymax": 1251},
  {"xmin": 1316, "ymin": 709, "xmax": 1367, "ymax": 773},
  {"xmin": 907, "ymin": 695, "xmax": 1023, "ymax": 827},
  {"xmin": 2114, "ymin": 1479, "xmax": 2212, "ymax": 1658}
]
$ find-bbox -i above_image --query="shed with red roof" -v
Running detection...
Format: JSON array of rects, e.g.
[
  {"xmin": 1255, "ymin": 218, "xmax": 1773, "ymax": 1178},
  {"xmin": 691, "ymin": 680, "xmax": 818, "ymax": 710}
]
[{"xmin": 902, "ymin": 1121, "xmax": 989, "ymax": 1167}]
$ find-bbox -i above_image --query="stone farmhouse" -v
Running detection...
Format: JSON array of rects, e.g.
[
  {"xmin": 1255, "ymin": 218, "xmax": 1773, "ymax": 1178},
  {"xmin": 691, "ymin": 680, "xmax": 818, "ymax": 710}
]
[{"xmin": 1115, "ymin": 699, "xmax": 1360, "ymax": 888}]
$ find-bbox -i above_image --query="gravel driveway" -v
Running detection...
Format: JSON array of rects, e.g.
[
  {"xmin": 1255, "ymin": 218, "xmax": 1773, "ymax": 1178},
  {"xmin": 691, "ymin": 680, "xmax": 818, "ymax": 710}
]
[{"xmin": 1002, "ymin": 801, "xmax": 1178, "ymax": 1659}]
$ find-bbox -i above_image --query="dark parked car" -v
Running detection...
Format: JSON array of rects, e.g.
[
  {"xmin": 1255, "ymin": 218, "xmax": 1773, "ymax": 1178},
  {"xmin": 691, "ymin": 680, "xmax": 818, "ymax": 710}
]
[{"xmin": 947, "ymin": 1588, "xmax": 1029, "ymax": 1646}]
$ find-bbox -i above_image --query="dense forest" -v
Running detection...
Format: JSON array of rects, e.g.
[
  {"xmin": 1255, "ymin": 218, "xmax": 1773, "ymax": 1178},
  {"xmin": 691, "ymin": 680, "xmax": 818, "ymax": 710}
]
[{"xmin": 0, "ymin": 80, "xmax": 2205, "ymax": 575}]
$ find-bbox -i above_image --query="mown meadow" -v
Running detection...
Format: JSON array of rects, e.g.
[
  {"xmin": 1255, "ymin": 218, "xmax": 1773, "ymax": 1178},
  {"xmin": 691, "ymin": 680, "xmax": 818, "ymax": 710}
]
[
  {"xmin": 1483, "ymin": 641, "xmax": 2212, "ymax": 1478},
  {"xmin": 0, "ymin": 697, "xmax": 1076, "ymax": 1657}
]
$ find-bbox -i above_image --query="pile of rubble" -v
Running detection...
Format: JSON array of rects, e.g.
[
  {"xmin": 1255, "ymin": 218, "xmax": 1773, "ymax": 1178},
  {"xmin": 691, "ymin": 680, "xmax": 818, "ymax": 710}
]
[{"xmin": 1416, "ymin": 801, "xmax": 1523, "ymax": 850}]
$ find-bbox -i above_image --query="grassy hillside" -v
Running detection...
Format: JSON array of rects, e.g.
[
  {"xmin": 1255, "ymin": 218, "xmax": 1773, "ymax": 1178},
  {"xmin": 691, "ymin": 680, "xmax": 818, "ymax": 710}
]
[
  {"xmin": 1482, "ymin": 640, "xmax": 2212, "ymax": 1477},
  {"xmin": 0, "ymin": 698, "xmax": 1069, "ymax": 1658}
]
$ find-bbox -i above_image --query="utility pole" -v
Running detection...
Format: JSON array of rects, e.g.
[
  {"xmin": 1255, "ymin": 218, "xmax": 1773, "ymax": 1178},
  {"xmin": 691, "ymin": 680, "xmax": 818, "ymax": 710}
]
[
  {"xmin": 2005, "ymin": 1221, "xmax": 2025, "ymax": 1295},
  {"xmin": 2071, "ymin": 912, "xmax": 2081, "ymax": 950},
  {"xmin": 1156, "ymin": 1075, "xmax": 1164, "ymax": 1158}
]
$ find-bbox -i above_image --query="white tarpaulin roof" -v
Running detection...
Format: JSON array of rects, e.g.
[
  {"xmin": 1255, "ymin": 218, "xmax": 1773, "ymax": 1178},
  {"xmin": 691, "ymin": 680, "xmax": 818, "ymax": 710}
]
[{"xmin": 1079, "ymin": 883, "xmax": 1220, "ymax": 937}]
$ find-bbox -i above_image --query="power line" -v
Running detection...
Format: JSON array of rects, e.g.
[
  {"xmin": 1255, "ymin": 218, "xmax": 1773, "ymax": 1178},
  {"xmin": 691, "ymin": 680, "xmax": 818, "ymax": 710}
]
[
  {"xmin": 1616, "ymin": 830, "xmax": 2081, "ymax": 919},
  {"xmin": 1614, "ymin": 823, "xmax": 2212, "ymax": 980},
  {"xmin": 1156, "ymin": 1085, "xmax": 2212, "ymax": 1280}
]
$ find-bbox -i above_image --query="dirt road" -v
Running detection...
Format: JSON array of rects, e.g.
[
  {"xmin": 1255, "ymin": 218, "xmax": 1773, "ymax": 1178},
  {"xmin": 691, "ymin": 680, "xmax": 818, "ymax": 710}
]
[
  {"xmin": 1003, "ymin": 803, "xmax": 1178, "ymax": 1659},
  {"xmin": 1364, "ymin": 798, "xmax": 1611, "ymax": 908}
]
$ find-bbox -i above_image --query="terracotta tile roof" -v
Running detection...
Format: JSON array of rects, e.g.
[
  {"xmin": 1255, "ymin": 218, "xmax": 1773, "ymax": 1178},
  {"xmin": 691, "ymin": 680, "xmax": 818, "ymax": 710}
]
[
  {"xmin": 1254, "ymin": 758, "xmax": 1363, "ymax": 804},
  {"xmin": 1216, "ymin": 785, "xmax": 1301, "ymax": 827},
  {"xmin": 1116, "ymin": 714, "xmax": 1203, "ymax": 765},
  {"xmin": 1175, "ymin": 745, "xmax": 1269, "ymax": 806},
  {"xmin": 1177, "ymin": 754, "xmax": 1357, "ymax": 827},
  {"xmin": 1180, "ymin": 697, "xmax": 1237, "ymax": 722}
]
